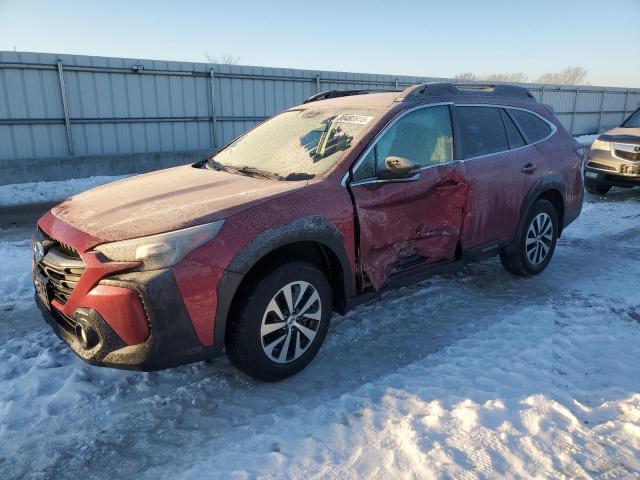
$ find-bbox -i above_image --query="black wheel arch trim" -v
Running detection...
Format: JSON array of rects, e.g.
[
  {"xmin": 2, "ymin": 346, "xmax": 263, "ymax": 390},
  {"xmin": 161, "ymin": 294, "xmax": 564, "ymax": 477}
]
[
  {"xmin": 214, "ymin": 216, "xmax": 354, "ymax": 347},
  {"xmin": 517, "ymin": 173, "xmax": 566, "ymax": 240}
]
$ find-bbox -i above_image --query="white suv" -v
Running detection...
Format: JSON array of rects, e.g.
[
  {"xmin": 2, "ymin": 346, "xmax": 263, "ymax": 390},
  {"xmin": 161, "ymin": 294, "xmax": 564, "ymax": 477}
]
[{"xmin": 584, "ymin": 107, "xmax": 640, "ymax": 195}]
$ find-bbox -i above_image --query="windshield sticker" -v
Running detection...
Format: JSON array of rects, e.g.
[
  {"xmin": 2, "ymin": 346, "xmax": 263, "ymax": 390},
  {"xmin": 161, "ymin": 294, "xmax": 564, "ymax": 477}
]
[{"xmin": 334, "ymin": 114, "xmax": 373, "ymax": 125}]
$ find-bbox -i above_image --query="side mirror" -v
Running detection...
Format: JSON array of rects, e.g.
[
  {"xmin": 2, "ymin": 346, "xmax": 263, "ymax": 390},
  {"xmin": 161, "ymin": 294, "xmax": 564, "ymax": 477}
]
[{"xmin": 377, "ymin": 156, "xmax": 421, "ymax": 180}]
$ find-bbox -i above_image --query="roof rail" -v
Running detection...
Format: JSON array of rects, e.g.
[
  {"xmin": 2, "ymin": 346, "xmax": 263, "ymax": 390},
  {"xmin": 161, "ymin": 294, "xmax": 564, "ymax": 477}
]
[
  {"xmin": 303, "ymin": 89, "xmax": 394, "ymax": 104},
  {"xmin": 395, "ymin": 82, "xmax": 535, "ymax": 102}
]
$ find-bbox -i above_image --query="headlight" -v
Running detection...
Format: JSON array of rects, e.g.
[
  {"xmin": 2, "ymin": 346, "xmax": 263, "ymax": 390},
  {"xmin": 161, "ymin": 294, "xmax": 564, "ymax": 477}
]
[
  {"xmin": 92, "ymin": 220, "xmax": 224, "ymax": 271},
  {"xmin": 591, "ymin": 139, "xmax": 611, "ymax": 151}
]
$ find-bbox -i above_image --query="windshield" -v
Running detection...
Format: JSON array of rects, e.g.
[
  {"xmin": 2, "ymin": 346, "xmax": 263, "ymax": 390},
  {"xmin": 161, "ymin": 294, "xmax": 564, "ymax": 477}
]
[
  {"xmin": 208, "ymin": 107, "xmax": 383, "ymax": 180},
  {"xmin": 622, "ymin": 109, "xmax": 640, "ymax": 128}
]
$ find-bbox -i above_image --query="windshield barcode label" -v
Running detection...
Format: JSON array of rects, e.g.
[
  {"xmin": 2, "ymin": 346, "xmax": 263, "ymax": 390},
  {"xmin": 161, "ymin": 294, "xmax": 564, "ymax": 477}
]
[{"xmin": 334, "ymin": 114, "xmax": 373, "ymax": 125}]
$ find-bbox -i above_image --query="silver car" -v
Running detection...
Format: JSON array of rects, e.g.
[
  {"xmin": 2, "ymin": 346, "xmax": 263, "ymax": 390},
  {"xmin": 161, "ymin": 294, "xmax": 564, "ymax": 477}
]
[{"xmin": 584, "ymin": 107, "xmax": 640, "ymax": 195}]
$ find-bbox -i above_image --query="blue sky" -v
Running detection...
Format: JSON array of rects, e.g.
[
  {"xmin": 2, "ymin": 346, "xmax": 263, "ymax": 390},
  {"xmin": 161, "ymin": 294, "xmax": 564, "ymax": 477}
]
[{"xmin": 0, "ymin": 0, "xmax": 638, "ymax": 87}]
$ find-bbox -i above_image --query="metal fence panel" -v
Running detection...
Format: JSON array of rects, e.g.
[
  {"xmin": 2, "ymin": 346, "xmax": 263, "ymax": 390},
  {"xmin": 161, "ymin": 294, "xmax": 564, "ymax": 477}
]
[{"xmin": 1, "ymin": 50, "xmax": 639, "ymax": 167}]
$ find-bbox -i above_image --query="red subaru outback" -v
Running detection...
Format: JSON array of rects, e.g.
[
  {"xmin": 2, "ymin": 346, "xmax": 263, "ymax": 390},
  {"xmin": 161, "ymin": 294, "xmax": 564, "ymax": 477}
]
[{"xmin": 33, "ymin": 83, "xmax": 583, "ymax": 381}]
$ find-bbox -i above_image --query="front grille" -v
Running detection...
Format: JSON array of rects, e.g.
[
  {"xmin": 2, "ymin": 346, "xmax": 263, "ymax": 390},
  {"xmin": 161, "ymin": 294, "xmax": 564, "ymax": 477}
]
[
  {"xmin": 36, "ymin": 236, "xmax": 85, "ymax": 305},
  {"xmin": 587, "ymin": 161, "xmax": 617, "ymax": 172},
  {"xmin": 615, "ymin": 150, "xmax": 640, "ymax": 162}
]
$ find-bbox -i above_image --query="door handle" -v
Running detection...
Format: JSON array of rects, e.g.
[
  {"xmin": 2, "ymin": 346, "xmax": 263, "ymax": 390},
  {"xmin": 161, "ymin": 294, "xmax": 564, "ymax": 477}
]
[{"xmin": 521, "ymin": 162, "xmax": 537, "ymax": 174}]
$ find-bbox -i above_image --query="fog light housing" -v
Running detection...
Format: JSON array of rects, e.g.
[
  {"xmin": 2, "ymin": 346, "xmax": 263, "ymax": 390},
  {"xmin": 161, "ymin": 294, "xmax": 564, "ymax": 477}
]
[{"xmin": 75, "ymin": 319, "xmax": 99, "ymax": 350}]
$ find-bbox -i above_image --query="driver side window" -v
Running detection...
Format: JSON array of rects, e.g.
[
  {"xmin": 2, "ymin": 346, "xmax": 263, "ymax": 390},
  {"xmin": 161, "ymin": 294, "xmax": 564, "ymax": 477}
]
[{"xmin": 351, "ymin": 105, "xmax": 453, "ymax": 182}]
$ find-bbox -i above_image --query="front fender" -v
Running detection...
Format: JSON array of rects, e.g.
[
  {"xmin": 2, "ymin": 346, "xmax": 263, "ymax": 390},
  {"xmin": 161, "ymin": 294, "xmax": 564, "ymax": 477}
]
[{"xmin": 214, "ymin": 216, "xmax": 354, "ymax": 346}]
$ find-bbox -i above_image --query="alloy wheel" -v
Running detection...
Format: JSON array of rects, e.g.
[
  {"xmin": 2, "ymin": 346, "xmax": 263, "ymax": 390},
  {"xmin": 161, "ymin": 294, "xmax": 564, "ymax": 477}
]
[
  {"xmin": 525, "ymin": 212, "xmax": 554, "ymax": 265},
  {"xmin": 260, "ymin": 281, "xmax": 322, "ymax": 363}
]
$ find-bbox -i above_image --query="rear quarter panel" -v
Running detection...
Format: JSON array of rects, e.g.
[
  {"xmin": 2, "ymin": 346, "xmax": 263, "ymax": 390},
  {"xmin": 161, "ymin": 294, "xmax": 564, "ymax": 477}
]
[{"xmin": 535, "ymin": 109, "xmax": 583, "ymax": 226}]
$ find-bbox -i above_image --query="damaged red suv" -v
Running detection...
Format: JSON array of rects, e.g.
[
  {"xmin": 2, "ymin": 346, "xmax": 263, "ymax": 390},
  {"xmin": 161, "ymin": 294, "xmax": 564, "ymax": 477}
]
[{"xmin": 33, "ymin": 83, "xmax": 583, "ymax": 381}]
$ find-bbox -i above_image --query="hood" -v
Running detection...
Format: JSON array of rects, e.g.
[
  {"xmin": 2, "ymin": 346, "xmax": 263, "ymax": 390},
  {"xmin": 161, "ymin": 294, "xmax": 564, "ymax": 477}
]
[
  {"xmin": 601, "ymin": 126, "xmax": 640, "ymax": 143},
  {"xmin": 51, "ymin": 165, "xmax": 305, "ymax": 242}
]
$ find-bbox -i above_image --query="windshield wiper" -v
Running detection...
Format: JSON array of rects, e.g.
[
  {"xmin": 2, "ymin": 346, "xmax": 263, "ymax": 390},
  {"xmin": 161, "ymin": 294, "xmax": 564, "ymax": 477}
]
[
  {"xmin": 205, "ymin": 158, "xmax": 230, "ymax": 171},
  {"xmin": 234, "ymin": 165, "xmax": 283, "ymax": 180},
  {"xmin": 283, "ymin": 172, "xmax": 315, "ymax": 181},
  {"xmin": 206, "ymin": 159, "xmax": 314, "ymax": 181},
  {"xmin": 206, "ymin": 159, "xmax": 282, "ymax": 180}
]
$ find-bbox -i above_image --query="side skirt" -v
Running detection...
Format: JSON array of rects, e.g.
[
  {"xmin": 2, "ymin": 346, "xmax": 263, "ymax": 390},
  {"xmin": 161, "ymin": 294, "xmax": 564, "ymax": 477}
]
[{"xmin": 345, "ymin": 239, "xmax": 508, "ymax": 311}]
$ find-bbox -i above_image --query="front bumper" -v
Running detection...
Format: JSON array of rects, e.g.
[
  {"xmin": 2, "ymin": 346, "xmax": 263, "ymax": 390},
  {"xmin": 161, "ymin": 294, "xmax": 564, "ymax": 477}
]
[
  {"xmin": 36, "ymin": 268, "xmax": 223, "ymax": 370},
  {"xmin": 585, "ymin": 148, "xmax": 640, "ymax": 187}
]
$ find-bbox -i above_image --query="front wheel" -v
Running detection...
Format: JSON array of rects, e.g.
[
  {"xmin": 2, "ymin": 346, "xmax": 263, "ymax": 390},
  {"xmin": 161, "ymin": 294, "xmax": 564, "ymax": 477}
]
[
  {"xmin": 226, "ymin": 262, "xmax": 332, "ymax": 381},
  {"xmin": 500, "ymin": 199, "xmax": 558, "ymax": 276}
]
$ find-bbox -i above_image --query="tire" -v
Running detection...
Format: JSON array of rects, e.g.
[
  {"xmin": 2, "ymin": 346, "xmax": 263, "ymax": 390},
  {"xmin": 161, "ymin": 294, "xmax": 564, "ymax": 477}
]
[
  {"xmin": 500, "ymin": 199, "xmax": 558, "ymax": 276},
  {"xmin": 585, "ymin": 180, "xmax": 611, "ymax": 196},
  {"xmin": 226, "ymin": 261, "xmax": 332, "ymax": 381}
]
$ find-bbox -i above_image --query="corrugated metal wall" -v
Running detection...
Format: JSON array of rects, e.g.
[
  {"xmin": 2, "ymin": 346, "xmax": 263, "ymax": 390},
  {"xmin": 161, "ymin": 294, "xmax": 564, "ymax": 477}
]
[{"xmin": 1, "ymin": 50, "xmax": 639, "ymax": 166}]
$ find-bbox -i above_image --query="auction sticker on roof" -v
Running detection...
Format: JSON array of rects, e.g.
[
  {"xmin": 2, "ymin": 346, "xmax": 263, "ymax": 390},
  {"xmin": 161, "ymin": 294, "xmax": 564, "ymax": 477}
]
[{"xmin": 334, "ymin": 114, "xmax": 373, "ymax": 125}]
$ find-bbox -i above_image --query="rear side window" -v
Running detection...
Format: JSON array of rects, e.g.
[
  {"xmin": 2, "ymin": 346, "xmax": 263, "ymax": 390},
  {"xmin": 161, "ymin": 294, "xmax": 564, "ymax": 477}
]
[
  {"xmin": 501, "ymin": 109, "xmax": 526, "ymax": 148},
  {"xmin": 457, "ymin": 106, "xmax": 508, "ymax": 158},
  {"xmin": 509, "ymin": 109, "xmax": 551, "ymax": 143}
]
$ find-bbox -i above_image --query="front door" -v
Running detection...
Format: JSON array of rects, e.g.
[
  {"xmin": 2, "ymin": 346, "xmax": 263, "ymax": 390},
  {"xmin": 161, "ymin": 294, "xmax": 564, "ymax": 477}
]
[{"xmin": 347, "ymin": 104, "xmax": 469, "ymax": 290}]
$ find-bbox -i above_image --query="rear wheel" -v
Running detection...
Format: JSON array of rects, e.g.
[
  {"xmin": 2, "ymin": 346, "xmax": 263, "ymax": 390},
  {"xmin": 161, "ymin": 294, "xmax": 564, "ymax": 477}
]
[
  {"xmin": 226, "ymin": 261, "xmax": 332, "ymax": 381},
  {"xmin": 500, "ymin": 199, "xmax": 558, "ymax": 276},
  {"xmin": 585, "ymin": 180, "xmax": 611, "ymax": 195}
]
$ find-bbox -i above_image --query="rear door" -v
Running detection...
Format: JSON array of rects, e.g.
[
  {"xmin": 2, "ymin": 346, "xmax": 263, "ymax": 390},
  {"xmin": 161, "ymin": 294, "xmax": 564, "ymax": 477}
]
[
  {"xmin": 506, "ymin": 107, "xmax": 556, "ymax": 180},
  {"xmin": 347, "ymin": 104, "xmax": 469, "ymax": 290},
  {"xmin": 456, "ymin": 105, "xmax": 529, "ymax": 250},
  {"xmin": 458, "ymin": 105, "xmax": 557, "ymax": 251},
  {"xmin": 501, "ymin": 107, "xmax": 551, "ymax": 224}
]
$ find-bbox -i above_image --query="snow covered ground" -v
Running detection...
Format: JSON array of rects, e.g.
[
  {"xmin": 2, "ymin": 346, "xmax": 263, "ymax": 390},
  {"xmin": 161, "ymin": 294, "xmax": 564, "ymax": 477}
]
[
  {"xmin": 574, "ymin": 134, "xmax": 598, "ymax": 146},
  {"xmin": 0, "ymin": 175, "xmax": 130, "ymax": 207},
  {"xmin": 1, "ymin": 188, "xmax": 639, "ymax": 479}
]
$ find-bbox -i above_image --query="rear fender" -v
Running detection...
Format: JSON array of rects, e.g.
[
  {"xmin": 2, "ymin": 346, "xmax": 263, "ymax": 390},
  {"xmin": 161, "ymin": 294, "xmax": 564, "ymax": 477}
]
[{"xmin": 516, "ymin": 173, "xmax": 566, "ymax": 240}]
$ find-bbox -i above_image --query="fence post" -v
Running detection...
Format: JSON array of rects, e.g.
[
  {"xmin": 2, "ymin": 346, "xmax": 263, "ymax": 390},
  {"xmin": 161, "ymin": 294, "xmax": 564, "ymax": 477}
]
[
  {"xmin": 56, "ymin": 60, "xmax": 74, "ymax": 156},
  {"xmin": 597, "ymin": 90, "xmax": 606, "ymax": 133},
  {"xmin": 569, "ymin": 88, "xmax": 579, "ymax": 136},
  {"xmin": 316, "ymin": 75, "xmax": 321, "ymax": 93},
  {"xmin": 394, "ymin": 78, "xmax": 399, "ymax": 91},
  {"xmin": 623, "ymin": 90, "xmax": 630, "ymax": 119},
  {"xmin": 209, "ymin": 68, "xmax": 217, "ymax": 149}
]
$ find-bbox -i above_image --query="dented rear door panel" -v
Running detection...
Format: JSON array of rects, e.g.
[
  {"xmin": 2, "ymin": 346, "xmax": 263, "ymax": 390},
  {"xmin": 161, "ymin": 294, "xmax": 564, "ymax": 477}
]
[
  {"xmin": 460, "ymin": 152, "xmax": 525, "ymax": 249},
  {"xmin": 350, "ymin": 163, "xmax": 469, "ymax": 290}
]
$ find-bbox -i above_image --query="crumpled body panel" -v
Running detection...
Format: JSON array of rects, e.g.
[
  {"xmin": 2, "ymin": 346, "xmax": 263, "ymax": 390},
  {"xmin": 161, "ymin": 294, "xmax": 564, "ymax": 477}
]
[{"xmin": 352, "ymin": 165, "xmax": 469, "ymax": 290}]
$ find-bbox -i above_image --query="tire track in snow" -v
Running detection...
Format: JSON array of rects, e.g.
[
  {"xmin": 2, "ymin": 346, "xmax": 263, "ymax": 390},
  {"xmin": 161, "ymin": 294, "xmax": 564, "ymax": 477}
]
[{"xmin": 1, "ymin": 193, "xmax": 639, "ymax": 478}]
